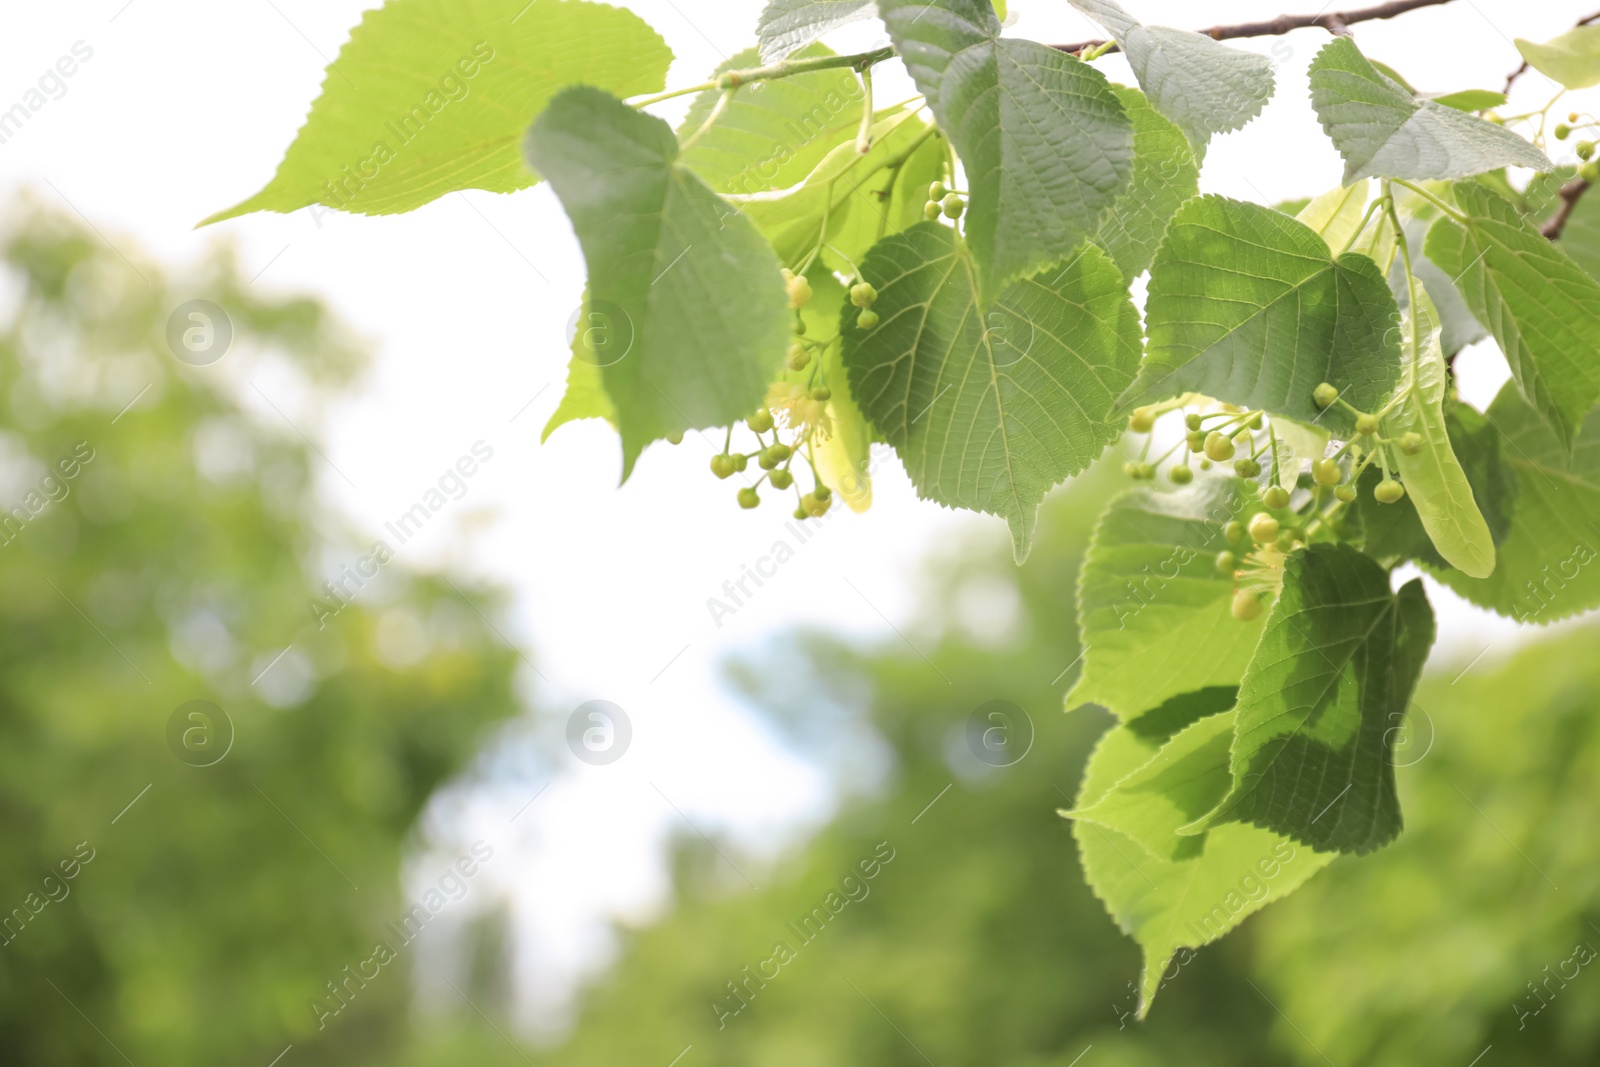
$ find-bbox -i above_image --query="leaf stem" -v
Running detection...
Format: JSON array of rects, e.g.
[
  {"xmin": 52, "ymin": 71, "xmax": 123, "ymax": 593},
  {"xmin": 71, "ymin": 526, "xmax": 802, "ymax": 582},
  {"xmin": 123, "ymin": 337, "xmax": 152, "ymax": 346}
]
[
  {"xmin": 856, "ymin": 67, "xmax": 875, "ymax": 154},
  {"xmin": 678, "ymin": 87, "xmax": 736, "ymax": 153},
  {"xmin": 1391, "ymin": 179, "xmax": 1465, "ymax": 222}
]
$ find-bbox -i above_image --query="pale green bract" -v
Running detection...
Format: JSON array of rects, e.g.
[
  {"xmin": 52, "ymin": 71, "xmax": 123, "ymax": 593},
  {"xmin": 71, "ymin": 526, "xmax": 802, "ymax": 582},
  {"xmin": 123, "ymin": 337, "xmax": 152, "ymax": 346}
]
[
  {"xmin": 201, "ymin": 0, "xmax": 672, "ymax": 224},
  {"xmin": 1180, "ymin": 544, "xmax": 1436, "ymax": 855},
  {"xmin": 877, "ymin": 0, "xmax": 1134, "ymax": 301},
  {"xmin": 1515, "ymin": 25, "xmax": 1600, "ymax": 90},
  {"xmin": 1386, "ymin": 288, "xmax": 1497, "ymax": 578},
  {"xmin": 524, "ymin": 87, "xmax": 789, "ymax": 478},
  {"xmin": 1129, "ymin": 195, "xmax": 1403, "ymax": 433},
  {"xmin": 1434, "ymin": 384, "xmax": 1600, "ymax": 624},
  {"xmin": 1092, "ymin": 86, "xmax": 1200, "ymax": 279},
  {"xmin": 1067, "ymin": 479, "xmax": 1264, "ymax": 721},
  {"xmin": 1071, "ymin": 716, "xmax": 1334, "ymax": 1017},
  {"xmin": 1426, "ymin": 182, "xmax": 1600, "ymax": 450},
  {"xmin": 1067, "ymin": 0, "xmax": 1275, "ymax": 158},
  {"xmin": 842, "ymin": 224, "xmax": 1140, "ymax": 561},
  {"xmin": 1308, "ymin": 37, "xmax": 1551, "ymax": 184}
]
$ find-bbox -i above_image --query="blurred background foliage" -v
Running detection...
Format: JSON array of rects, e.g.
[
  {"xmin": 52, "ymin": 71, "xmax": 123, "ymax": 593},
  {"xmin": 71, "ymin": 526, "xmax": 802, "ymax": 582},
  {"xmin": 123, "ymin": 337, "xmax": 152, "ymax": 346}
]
[{"xmin": 2, "ymin": 203, "xmax": 1597, "ymax": 1065}]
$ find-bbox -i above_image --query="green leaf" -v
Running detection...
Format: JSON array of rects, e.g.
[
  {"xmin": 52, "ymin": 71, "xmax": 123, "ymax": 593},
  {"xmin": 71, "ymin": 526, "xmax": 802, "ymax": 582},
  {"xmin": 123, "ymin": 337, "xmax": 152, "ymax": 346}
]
[
  {"xmin": 1067, "ymin": 478, "xmax": 1265, "ymax": 721},
  {"xmin": 1426, "ymin": 181, "xmax": 1600, "ymax": 448},
  {"xmin": 543, "ymin": 304, "xmax": 618, "ymax": 442},
  {"xmin": 524, "ymin": 87, "xmax": 789, "ymax": 477},
  {"xmin": 1385, "ymin": 288, "xmax": 1497, "ymax": 577},
  {"xmin": 677, "ymin": 46, "xmax": 867, "ymax": 195},
  {"xmin": 1092, "ymin": 86, "xmax": 1200, "ymax": 279},
  {"xmin": 1425, "ymin": 88, "xmax": 1507, "ymax": 112},
  {"xmin": 756, "ymin": 0, "xmax": 876, "ymax": 63},
  {"xmin": 878, "ymin": 0, "xmax": 1134, "ymax": 300},
  {"xmin": 1308, "ymin": 37, "xmax": 1551, "ymax": 184},
  {"xmin": 1553, "ymin": 181, "xmax": 1600, "ymax": 284},
  {"xmin": 1515, "ymin": 25, "xmax": 1600, "ymax": 90},
  {"xmin": 200, "ymin": 0, "xmax": 672, "ymax": 224},
  {"xmin": 842, "ymin": 224, "xmax": 1140, "ymax": 560},
  {"xmin": 1389, "ymin": 218, "xmax": 1486, "ymax": 357},
  {"xmin": 1071, "ymin": 717, "xmax": 1334, "ymax": 1016},
  {"xmin": 1067, "ymin": 0, "xmax": 1274, "ymax": 157},
  {"xmin": 1294, "ymin": 181, "xmax": 1374, "ymax": 252},
  {"xmin": 1180, "ymin": 544, "xmax": 1436, "ymax": 855},
  {"xmin": 1434, "ymin": 383, "xmax": 1600, "ymax": 624},
  {"xmin": 1129, "ymin": 195, "xmax": 1403, "ymax": 433},
  {"xmin": 819, "ymin": 126, "xmax": 947, "ymax": 275}
]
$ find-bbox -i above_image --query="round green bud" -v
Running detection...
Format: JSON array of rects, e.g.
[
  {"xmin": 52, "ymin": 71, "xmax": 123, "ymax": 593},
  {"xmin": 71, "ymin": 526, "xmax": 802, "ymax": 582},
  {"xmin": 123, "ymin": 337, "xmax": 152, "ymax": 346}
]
[
  {"xmin": 850, "ymin": 282, "xmax": 878, "ymax": 308},
  {"xmin": 1215, "ymin": 550, "xmax": 1237, "ymax": 576},
  {"xmin": 793, "ymin": 505, "xmax": 810, "ymax": 520},
  {"xmin": 1356, "ymin": 413, "xmax": 1380, "ymax": 437},
  {"xmin": 802, "ymin": 492, "xmax": 831, "ymax": 517},
  {"xmin": 1185, "ymin": 413, "xmax": 1202, "ymax": 431},
  {"xmin": 1234, "ymin": 457, "xmax": 1261, "ymax": 479},
  {"xmin": 786, "ymin": 273, "xmax": 813, "ymax": 309},
  {"xmin": 810, "ymin": 386, "xmax": 832, "ymax": 401},
  {"xmin": 1400, "ymin": 431, "xmax": 1423, "ymax": 456},
  {"xmin": 1248, "ymin": 413, "xmax": 1264, "ymax": 430},
  {"xmin": 731, "ymin": 452, "xmax": 749, "ymax": 472},
  {"xmin": 1275, "ymin": 531, "xmax": 1298, "ymax": 553},
  {"xmin": 768, "ymin": 468, "xmax": 794, "ymax": 490},
  {"xmin": 737, "ymin": 487, "xmax": 761, "ymax": 509},
  {"xmin": 1579, "ymin": 141, "xmax": 1596, "ymax": 161},
  {"xmin": 1123, "ymin": 461, "xmax": 1140, "ymax": 478},
  {"xmin": 762, "ymin": 442, "xmax": 792, "ymax": 466},
  {"xmin": 923, "ymin": 200, "xmax": 943, "ymax": 221},
  {"xmin": 1128, "ymin": 407, "xmax": 1156, "ymax": 433},
  {"xmin": 856, "ymin": 308, "xmax": 881, "ymax": 330},
  {"xmin": 1187, "ymin": 429, "xmax": 1207, "ymax": 452},
  {"xmin": 1374, "ymin": 479, "xmax": 1406, "ymax": 505},
  {"xmin": 929, "ymin": 181, "xmax": 947, "ymax": 201},
  {"xmin": 1263, "ymin": 485, "xmax": 1291, "ymax": 510},
  {"xmin": 813, "ymin": 483, "xmax": 832, "ymax": 501},
  {"xmin": 792, "ymin": 317, "xmax": 806, "ymax": 336},
  {"xmin": 667, "ymin": 431, "xmax": 684, "ymax": 445},
  {"xmin": 787, "ymin": 343, "xmax": 811, "ymax": 371},
  {"xmin": 1248, "ymin": 512, "xmax": 1280, "ymax": 543},
  {"xmin": 1232, "ymin": 589, "xmax": 1265, "ymax": 622},
  {"xmin": 940, "ymin": 193, "xmax": 965, "ymax": 219},
  {"xmin": 1199, "ymin": 459, "xmax": 1213, "ymax": 471},
  {"xmin": 1312, "ymin": 457, "xmax": 1342, "ymax": 486},
  {"xmin": 1335, "ymin": 484, "xmax": 1357, "ymax": 503},
  {"xmin": 748, "ymin": 409, "xmax": 775, "ymax": 434},
  {"xmin": 1556, "ymin": 124, "xmax": 1572, "ymax": 140},
  {"xmin": 1223, "ymin": 520, "xmax": 1245, "ymax": 544},
  {"xmin": 710, "ymin": 454, "xmax": 736, "ymax": 479},
  {"xmin": 1582, "ymin": 161, "xmax": 1600, "ymax": 182},
  {"xmin": 1204, "ymin": 431, "xmax": 1236, "ymax": 462},
  {"xmin": 1169, "ymin": 465, "xmax": 1194, "ymax": 485},
  {"xmin": 1313, "ymin": 382, "xmax": 1339, "ymax": 409}
]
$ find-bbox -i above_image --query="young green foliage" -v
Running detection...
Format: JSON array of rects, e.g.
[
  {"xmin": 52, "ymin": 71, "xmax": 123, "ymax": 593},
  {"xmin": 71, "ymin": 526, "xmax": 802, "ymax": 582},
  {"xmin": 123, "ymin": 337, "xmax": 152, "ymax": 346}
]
[
  {"xmin": 1091, "ymin": 86, "xmax": 1200, "ymax": 279},
  {"xmin": 1434, "ymin": 384, "xmax": 1600, "ymax": 624},
  {"xmin": 1071, "ymin": 715, "xmax": 1334, "ymax": 1016},
  {"xmin": 202, "ymin": 0, "xmax": 672, "ymax": 223},
  {"xmin": 878, "ymin": 0, "xmax": 1134, "ymax": 300},
  {"xmin": 524, "ymin": 87, "xmax": 789, "ymax": 477},
  {"xmin": 1068, "ymin": 479, "xmax": 1264, "ymax": 721},
  {"xmin": 1180, "ymin": 544, "xmax": 1436, "ymax": 855},
  {"xmin": 1426, "ymin": 182, "xmax": 1600, "ymax": 449},
  {"xmin": 1067, "ymin": 0, "xmax": 1275, "ymax": 158},
  {"xmin": 1131, "ymin": 195, "xmax": 1403, "ymax": 432},
  {"xmin": 1308, "ymin": 37, "xmax": 1551, "ymax": 184},
  {"xmin": 842, "ymin": 224, "xmax": 1140, "ymax": 560},
  {"xmin": 1514, "ymin": 25, "xmax": 1600, "ymax": 90},
  {"xmin": 756, "ymin": 0, "xmax": 877, "ymax": 62}
]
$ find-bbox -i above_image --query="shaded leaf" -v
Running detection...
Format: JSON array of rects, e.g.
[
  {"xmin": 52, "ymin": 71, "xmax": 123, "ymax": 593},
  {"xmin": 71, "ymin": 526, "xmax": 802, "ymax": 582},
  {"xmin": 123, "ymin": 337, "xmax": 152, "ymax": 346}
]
[
  {"xmin": 756, "ymin": 0, "xmax": 877, "ymax": 63},
  {"xmin": 1308, "ymin": 37, "xmax": 1550, "ymax": 184},
  {"xmin": 1426, "ymin": 181, "xmax": 1600, "ymax": 448},
  {"xmin": 1092, "ymin": 85, "xmax": 1200, "ymax": 279},
  {"xmin": 524, "ymin": 88, "xmax": 788, "ymax": 477},
  {"xmin": 1129, "ymin": 195, "xmax": 1403, "ymax": 434},
  {"xmin": 878, "ymin": 0, "xmax": 1133, "ymax": 300},
  {"xmin": 1180, "ymin": 544, "xmax": 1436, "ymax": 855},
  {"xmin": 1068, "ymin": 0, "xmax": 1274, "ymax": 156}
]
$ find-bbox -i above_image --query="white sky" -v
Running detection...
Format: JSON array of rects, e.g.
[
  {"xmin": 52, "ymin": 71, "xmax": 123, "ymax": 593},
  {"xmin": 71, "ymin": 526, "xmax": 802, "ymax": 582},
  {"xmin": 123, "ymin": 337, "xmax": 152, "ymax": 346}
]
[{"xmin": 3, "ymin": 0, "xmax": 1594, "ymax": 1037}]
